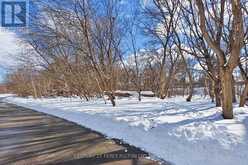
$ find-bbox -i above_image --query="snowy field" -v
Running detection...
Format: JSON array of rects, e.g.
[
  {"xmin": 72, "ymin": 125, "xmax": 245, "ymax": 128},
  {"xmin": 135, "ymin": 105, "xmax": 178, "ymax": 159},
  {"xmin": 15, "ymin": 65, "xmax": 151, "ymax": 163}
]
[{"xmin": 1, "ymin": 94, "xmax": 248, "ymax": 165}]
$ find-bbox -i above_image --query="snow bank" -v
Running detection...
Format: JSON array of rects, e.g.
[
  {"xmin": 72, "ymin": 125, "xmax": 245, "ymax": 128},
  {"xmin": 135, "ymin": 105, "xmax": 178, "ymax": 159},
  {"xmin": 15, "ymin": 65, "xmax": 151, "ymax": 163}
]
[
  {"xmin": 2, "ymin": 95, "xmax": 248, "ymax": 165},
  {"xmin": 0, "ymin": 94, "xmax": 15, "ymax": 98}
]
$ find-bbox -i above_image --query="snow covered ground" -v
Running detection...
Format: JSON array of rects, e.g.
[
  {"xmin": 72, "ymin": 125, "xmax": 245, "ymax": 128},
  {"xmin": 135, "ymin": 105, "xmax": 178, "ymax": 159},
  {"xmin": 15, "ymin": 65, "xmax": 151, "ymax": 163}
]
[{"xmin": 1, "ymin": 95, "xmax": 248, "ymax": 165}]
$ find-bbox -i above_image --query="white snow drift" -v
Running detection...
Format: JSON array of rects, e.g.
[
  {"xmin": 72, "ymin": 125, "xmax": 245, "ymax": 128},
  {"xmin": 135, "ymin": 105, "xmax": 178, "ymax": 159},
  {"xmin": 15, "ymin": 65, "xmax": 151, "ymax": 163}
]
[{"xmin": 2, "ymin": 95, "xmax": 248, "ymax": 165}]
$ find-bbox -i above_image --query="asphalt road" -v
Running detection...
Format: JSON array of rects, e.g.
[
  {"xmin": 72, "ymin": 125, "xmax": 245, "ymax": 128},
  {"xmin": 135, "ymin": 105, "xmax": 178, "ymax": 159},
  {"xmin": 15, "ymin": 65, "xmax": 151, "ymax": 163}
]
[{"xmin": 0, "ymin": 101, "xmax": 162, "ymax": 165}]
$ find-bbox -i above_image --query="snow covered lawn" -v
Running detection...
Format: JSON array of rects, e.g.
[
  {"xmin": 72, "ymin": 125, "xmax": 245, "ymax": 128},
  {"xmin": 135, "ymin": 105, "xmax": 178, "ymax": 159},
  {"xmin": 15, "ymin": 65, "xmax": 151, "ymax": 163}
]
[{"xmin": 2, "ymin": 95, "xmax": 248, "ymax": 165}]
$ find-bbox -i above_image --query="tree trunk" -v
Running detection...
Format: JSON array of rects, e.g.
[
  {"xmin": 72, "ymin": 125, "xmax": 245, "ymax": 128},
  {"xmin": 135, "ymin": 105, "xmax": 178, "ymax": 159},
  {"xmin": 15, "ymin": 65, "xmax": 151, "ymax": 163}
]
[
  {"xmin": 31, "ymin": 79, "xmax": 38, "ymax": 99},
  {"xmin": 109, "ymin": 92, "xmax": 116, "ymax": 107},
  {"xmin": 214, "ymin": 80, "xmax": 221, "ymax": 107},
  {"xmin": 159, "ymin": 63, "xmax": 175, "ymax": 99},
  {"xmin": 159, "ymin": 73, "xmax": 166, "ymax": 99},
  {"xmin": 163, "ymin": 68, "xmax": 176, "ymax": 99},
  {"xmin": 163, "ymin": 80, "xmax": 170, "ymax": 99},
  {"xmin": 186, "ymin": 69, "xmax": 193, "ymax": 102},
  {"xmin": 138, "ymin": 90, "xmax": 141, "ymax": 102},
  {"xmin": 206, "ymin": 78, "xmax": 214, "ymax": 102},
  {"xmin": 232, "ymin": 75, "xmax": 237, "ymax": 103},
  {"xmin": 239, "ymin": 81, "xmax": 248, "ymax": 107},
  {"xmin": 83, "ymin": 94, "xmax": 89, "ymax": 101},
  {"xmin": 221, "ymin": 69, "xmax": 234, "ymax": 119}
]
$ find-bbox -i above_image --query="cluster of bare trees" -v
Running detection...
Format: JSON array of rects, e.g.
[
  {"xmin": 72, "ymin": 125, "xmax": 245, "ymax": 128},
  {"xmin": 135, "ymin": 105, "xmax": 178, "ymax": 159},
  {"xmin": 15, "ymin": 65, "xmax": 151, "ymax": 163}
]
[{"xmin": 6, "ymin": 0, "xmax": 248, "ymax": 119}]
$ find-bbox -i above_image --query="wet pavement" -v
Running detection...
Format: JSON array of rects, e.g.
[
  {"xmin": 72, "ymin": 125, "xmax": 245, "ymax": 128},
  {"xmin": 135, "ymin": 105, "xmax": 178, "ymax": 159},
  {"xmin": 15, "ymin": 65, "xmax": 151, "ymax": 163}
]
[{"xmin": 0, "ymin": 101, "xmax": 161, "ymax": 165}]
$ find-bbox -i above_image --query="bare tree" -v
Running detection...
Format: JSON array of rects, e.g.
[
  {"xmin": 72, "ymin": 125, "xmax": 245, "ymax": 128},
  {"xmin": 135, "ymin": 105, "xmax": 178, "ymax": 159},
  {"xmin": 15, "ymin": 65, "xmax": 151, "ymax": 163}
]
[
  {"xmin": 177, "ymin": 0, "xmax": 222, "ymax": 106},
  {"xmin": 195, "ymin": 0, "xmax": 246, "ymax": 119},
  {"xmin": 142, "ymin": 0, "xmax": 181, "ymax": 99}
]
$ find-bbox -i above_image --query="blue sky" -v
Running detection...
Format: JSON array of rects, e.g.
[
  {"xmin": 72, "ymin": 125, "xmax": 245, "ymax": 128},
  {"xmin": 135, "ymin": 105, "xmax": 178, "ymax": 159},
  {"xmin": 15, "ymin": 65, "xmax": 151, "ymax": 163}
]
[{"xmin": 0, "ymin": 25, "xmax": 23, "ymax": 83}]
